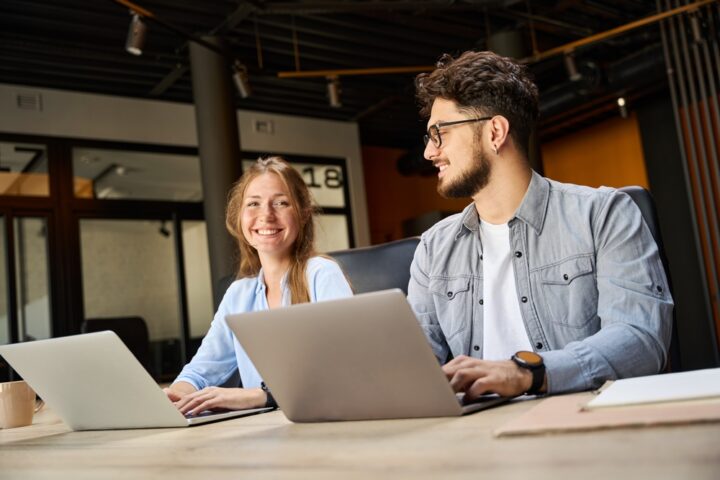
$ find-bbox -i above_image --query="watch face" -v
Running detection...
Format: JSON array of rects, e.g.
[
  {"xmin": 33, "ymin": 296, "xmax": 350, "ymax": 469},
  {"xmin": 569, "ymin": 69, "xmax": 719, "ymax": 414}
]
[{"xmin": 515, "ymin": 350, "xmax": 543, "ymax": 366}]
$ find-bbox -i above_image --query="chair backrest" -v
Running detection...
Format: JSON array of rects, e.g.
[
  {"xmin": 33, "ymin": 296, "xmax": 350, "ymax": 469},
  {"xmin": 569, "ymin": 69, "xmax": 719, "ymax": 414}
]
[
  {"xmin": 328, "ymin": 237, "xmax": 421, "ymax": 295},
  {"xmin": 618, "ymin": 186, "xmax": 681, "ymax": 371},
  {"xmin": 81, "ymin": 316, "xmax": 152, "ymax": 375}
]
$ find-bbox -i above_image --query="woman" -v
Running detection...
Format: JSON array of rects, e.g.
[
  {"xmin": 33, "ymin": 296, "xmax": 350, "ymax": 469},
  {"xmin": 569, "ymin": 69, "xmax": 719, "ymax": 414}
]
[{"xmin": 165, "ymin": 156, "xmax": 352, "ymax": 415}]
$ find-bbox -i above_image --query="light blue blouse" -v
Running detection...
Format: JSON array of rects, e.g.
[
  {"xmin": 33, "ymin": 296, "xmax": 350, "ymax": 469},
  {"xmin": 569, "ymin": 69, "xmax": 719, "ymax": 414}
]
[{"xmin": 174, "ymin": 256, "xmax": 353, "ymax": 390}]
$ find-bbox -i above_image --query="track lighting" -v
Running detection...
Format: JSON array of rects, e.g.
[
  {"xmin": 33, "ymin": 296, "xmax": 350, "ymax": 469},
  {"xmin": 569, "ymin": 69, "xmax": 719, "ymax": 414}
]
[
  {"xmin": 158, "ymin": 220, "xmax": 171, "ymax": 238},
  {"xmin": 563, "ymin": 52, "xmax": 582, "ymax": 82},
  {"xmin": 125, "ymin": 13, "xmax": 147, "ymax": 56},
  {"xmin": 617, "ymin": 97, "xmax": 628, "ymax": 119},
  {"xmin": 232, "ymin": 63, "xmax": 251, "ymax": 98},
  {"xmin": 327, "ymin": 76, "xmax": 341, "ymax": 108}
]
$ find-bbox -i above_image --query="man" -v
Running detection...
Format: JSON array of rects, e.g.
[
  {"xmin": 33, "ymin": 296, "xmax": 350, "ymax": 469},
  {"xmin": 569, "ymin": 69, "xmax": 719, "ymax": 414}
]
[{"xmin": 408, "ymin": 51, "xmax": 673, "ymax": 398}]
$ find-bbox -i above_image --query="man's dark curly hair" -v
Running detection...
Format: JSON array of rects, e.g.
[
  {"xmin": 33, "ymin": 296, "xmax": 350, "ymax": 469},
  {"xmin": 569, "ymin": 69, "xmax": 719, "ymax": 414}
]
[{"xmin": 416, "ymin": 51, "xmax": 539, "ymax": 157}]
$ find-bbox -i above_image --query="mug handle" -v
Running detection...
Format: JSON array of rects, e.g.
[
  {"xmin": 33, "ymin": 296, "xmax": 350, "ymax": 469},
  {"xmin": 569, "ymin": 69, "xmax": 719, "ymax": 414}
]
[{"xmin": 34, "ymin": 397, "xmax": 45, "ymax": 413}]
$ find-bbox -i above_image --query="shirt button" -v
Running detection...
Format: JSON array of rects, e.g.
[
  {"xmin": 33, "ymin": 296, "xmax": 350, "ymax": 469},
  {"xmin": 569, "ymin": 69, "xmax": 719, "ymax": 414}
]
[
  {"xmin": 563, "ymin": 273, "xmax": 569, "ymax": 281},
  {"xmin": 535, "ymin": 342, "xmax": 543, "ymax": 350},
  {"xmin": 479, "ymin": 299, "xmax": 484, "ymax": 305},
  {"xmin": 514, "ymin": 251, "xmax": 522, "ymax": 258},
  {"xmin": 480, "ymin": 254, "xmax": 483, "ymax": 260},
  {"xmin": 521, "ymin": 296, "xmax": 528, "ymax": 303},
  {"xmin": 473, "ymin": 345, "xmax": 480, "ymax": 351},
  {"xmin": 656, "ymin": 285, "xmax": 663, "ymax": 293},
  {"xmin": 447, "ymin": 291, "xmax": 453, "ymax": 298}
]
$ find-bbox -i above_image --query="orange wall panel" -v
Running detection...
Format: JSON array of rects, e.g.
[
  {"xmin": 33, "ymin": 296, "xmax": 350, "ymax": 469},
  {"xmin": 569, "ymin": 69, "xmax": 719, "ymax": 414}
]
[
  {"xmin": 541, "ymin": 112, "xmax": 649, "ymax": 189},
  {"xmin": 362, "ymin": 114, "xmax": 650, "ymax": 245},
  {"xmin": 361, "ymin": 146, "xmax": 468, "ymax": 244}
]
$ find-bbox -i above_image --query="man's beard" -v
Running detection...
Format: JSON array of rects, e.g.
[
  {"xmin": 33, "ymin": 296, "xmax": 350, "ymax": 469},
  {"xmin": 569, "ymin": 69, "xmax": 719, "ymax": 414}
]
[{"xmin": 437, "ymin": 141, "xmax": 492, "ymax": 199}]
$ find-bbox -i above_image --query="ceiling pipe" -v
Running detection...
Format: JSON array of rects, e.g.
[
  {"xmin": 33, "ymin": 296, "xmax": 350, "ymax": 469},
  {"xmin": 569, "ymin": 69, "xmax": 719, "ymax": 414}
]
[
  {"xmin": 276, "ymin": 0, "xmax": 713, "ymax": 79},
  {"xmin": 539, "ymin": 43, "xmax": 666, "ymax": 119}
]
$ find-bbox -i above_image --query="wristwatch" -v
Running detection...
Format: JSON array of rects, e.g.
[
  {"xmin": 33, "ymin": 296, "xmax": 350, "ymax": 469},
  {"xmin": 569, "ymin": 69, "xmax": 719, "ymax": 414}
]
[
  {"xmin": 261, "ymin": 382, "xmax": 278, "ymax": 409},
  {"xmin": 511, "ymin": 350, "xmax": 546, "ymax": 395}
]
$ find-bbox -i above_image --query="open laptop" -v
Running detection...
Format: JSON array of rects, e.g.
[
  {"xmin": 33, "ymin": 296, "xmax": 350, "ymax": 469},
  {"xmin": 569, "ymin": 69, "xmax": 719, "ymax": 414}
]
[
  {"xmin": 226, "ymin": 289, "xmax": 509, "ymax": 422},
  {"xmin": 0, "ymin": 331, "xmax": 271, "ymax": 430}
]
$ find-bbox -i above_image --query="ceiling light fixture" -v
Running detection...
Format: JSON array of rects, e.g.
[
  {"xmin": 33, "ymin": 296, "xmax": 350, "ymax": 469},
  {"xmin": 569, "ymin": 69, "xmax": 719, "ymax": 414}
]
[
  {"xmin": 125, "ymin": 13, "xmax": 147, "ymax": 56},
  {"xmin": 113, "ymin": 0, "xmax": 251, "ymax": 95},
  {"xmin": 563, "ymin": 52, "xmax": 582, "ymax": 82},
  {"xmin": 327, "ymin": 76, "xmax": 341, "ymax": 108},
  {"xmin": 232, "ymin": 62, "xmax": 252, "ymax": 98},
  {"xmin": 617, "ymin": 97, "xmax": 628, "ymax": 119}
]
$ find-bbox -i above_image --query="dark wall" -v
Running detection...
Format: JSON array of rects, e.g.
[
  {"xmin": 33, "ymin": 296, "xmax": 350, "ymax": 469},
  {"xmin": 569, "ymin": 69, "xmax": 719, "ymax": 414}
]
[{"xmin": 636, "ymin": 93, "xmax": 719, "ymax": 370}]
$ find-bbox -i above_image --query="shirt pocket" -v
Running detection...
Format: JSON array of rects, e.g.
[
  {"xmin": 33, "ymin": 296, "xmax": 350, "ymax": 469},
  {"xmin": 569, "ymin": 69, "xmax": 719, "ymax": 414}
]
[
  {"xmin": 537, "ymin": 255, "xmax": 598, "ymax": 329},
  {"xmin": 429, "ymin": 277, "xmax": 471, "ymax": 339}
]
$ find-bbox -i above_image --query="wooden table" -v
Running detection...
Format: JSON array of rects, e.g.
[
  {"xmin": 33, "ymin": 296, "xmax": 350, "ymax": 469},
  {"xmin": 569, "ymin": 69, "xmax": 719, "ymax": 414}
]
[{"xmin": 1, "ymin": 397, "xmax": 718, "ymax": 480}]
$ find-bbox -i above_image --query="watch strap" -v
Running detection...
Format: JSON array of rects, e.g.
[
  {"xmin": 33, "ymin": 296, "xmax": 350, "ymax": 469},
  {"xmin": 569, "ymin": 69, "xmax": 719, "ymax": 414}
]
[
  {"xmin": 261, "ymin": 382, "xmax": 278, "ymax": 409},
  {"xmin": 527, "ymin": 365, "xmax": 544, "ymax": 395}
]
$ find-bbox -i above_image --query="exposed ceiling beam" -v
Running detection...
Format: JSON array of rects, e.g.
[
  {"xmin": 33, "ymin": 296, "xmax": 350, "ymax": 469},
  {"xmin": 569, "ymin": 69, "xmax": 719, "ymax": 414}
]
[{"xmin": 254, "ymin": 0, "xmax": 507, "ymax": 15}]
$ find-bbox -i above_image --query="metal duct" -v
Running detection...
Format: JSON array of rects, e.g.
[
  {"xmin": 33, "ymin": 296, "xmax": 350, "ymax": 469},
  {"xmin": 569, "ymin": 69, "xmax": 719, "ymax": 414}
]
[{"xmin": 540, "ymin": 44, "xmax": 667, "ymax": 119}]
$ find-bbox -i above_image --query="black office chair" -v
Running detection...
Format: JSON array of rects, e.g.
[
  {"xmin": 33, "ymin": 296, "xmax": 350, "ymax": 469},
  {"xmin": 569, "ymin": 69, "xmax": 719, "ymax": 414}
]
[
  {"xmin": 81, "ymin": 316, "xmax": 153, "ymax": 375},
  {"xmin": 619, "ymin": 186, "xmax": 681, "ymax": 372},
  {"xmin": 328, "ymin": 237, "xmax": 421, "ymax": 294}
]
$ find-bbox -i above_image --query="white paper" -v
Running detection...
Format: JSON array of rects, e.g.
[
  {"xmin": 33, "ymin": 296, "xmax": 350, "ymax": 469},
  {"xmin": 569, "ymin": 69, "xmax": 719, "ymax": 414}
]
[{"xmin": 585, "ymin": 368, "xmax": 720, "ymax": 409}]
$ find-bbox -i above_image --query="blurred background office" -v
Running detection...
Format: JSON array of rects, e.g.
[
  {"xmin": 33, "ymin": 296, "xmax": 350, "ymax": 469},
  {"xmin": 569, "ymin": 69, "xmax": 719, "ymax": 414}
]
[{"xmin": 0, "ymin": 0, "xmax": 718, "ymax": 381}]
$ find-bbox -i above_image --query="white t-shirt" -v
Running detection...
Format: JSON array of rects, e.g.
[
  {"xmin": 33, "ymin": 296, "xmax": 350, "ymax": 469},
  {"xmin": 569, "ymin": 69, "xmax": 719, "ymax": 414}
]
[{"xmin": 480, "ymin": 220, "xmax": 533, "ymax": 360}]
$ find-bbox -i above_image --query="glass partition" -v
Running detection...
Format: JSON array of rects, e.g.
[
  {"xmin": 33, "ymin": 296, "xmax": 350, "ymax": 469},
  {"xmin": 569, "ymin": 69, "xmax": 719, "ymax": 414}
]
[
  {"xmin": 182, "ymin": 221, "xmax": 213, "ymax": 339},
  {"xmin": 0, "ymin": 142, "xmax": 49, "ymax": 197},
  {"xmin": 316, "ymin": 214, "xmax": 350, "ymax": 252},
  {"xmin": 0, "ymin": 217, "xmax": 7, "ymax": 345},
  {"xmin": 73, "ymin": 148, "xmax": 202, "ymax": 201},
  {"xmin": 80, "ymin": 218, "xmax": 182, "ymax": 380},
  {"xmin": 14, "ymin": 217, "xmax": 52, "ymax": 341}
]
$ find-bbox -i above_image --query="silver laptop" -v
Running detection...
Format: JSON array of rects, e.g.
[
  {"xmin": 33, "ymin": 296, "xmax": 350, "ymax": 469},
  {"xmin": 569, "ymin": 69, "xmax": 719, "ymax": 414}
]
[
  {"xmin": 226, "ymin": 289, "xmax": 509, "ymax": 422},
  {"xmin": 0, "ymin": 331, "xmax": 270, "ymax": 430}
]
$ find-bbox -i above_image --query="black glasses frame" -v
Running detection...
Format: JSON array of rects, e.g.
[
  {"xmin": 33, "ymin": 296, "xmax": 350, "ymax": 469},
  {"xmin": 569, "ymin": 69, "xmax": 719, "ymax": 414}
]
[{"xmin": 423, "ymin": 116, "xmax": 493, "ymax": 148}]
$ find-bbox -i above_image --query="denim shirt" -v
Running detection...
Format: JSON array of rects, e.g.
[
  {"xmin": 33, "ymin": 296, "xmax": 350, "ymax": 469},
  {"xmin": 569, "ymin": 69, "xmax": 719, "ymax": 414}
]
[
  {"xmin": 407, "ymin": 171, "xmax": 673, "ymax": 394},
  {"xmin": 174, "ymin": 257, "xmax": 353, "ymax": 390}
]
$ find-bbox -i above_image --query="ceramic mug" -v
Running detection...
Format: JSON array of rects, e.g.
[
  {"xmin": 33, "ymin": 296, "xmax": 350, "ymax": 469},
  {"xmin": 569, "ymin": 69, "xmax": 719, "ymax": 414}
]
[{"xmin": 0, "ymin": 380, "xmax": 44, "ymax": 429}]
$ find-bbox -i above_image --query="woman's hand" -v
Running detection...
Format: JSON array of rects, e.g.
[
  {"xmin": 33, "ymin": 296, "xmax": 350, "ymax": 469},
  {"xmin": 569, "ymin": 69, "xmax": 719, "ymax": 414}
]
[{"xmin": 173, "ymin": 387, "xmax": 266, "ymax": 416}]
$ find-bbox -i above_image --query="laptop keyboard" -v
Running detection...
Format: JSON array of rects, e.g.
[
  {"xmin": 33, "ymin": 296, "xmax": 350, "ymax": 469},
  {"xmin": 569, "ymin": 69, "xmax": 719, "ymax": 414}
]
[
  {"xmin": 457, "ymin": 393, "xmax": 504, "ymax": 406},
  {"xmin": 184, "ymin": 410, "xmax": 228, "ymax": 419}
]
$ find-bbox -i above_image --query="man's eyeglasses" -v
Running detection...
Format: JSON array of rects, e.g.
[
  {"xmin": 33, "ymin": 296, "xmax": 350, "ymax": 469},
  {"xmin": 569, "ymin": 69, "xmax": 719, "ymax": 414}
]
[{"xmin": 423, "ymin": 117, "xmax": 493, "ymax": 148}]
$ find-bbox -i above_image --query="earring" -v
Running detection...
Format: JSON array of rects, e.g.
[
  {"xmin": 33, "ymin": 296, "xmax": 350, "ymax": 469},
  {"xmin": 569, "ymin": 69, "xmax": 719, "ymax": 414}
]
[{"xmin": 493, "ymin": 145, "xmax": 498, "ymax": 155}]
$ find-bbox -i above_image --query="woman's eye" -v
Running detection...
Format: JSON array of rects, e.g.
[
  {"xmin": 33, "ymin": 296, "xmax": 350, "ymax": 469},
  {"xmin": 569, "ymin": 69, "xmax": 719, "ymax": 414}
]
[
  {"xmin": 274, "ymin": 200, "xmax": 290, "ymax": 208},
  {"xmin": 246, "ymin": 201, "xmax": 259, "ymax": 207}
]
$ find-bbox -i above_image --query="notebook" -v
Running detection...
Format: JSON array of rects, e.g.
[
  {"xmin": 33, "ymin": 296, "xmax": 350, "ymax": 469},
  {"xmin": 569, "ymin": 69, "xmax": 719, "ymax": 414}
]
[
  {"xmin": 0, "ymin": 331, "xmax": 270, "ymax": 430},
  {"xmin": 226, "ymin": 289, "xmax": 509, "ymax": 422},
  {"xmin": 584, "ymin": 368, "xmax": 720, "ymax": 409}
]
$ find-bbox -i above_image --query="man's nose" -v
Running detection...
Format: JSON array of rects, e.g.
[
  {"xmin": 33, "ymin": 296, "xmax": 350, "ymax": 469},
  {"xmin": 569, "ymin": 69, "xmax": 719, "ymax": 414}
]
[{"xmin": 424, "ymin": 141, "xmax": 439, "ymax": 161}]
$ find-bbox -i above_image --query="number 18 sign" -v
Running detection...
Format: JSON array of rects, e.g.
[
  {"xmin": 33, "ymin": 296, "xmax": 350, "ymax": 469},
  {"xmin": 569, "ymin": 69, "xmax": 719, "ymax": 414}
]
[{"xmin": 242, "ymin": 160, "xmax": 346, "ymax": 208}]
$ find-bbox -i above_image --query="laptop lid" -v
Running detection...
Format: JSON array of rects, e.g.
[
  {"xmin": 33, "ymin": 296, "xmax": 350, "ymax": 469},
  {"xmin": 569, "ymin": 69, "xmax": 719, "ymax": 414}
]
[
  {"xmin": 0, "ymin": 331, "xmax": 269, "ymax": 430},
  {"xmin": 226, "ymin": 289, "xmax": 507, "ymax": 422}
]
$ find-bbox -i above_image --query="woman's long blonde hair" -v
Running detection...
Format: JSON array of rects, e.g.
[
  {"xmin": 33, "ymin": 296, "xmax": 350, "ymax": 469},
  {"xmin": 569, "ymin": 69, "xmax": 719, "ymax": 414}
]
[{"xmin": 225, "ymin": 156, "xmax": 317, "ymax": 304}]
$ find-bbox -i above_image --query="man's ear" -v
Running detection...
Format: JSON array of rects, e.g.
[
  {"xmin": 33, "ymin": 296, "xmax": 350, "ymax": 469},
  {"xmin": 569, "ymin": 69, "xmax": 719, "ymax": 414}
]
[{"xmin": 489, "ymin": 116, "xmax": 510, "ymax": 153}]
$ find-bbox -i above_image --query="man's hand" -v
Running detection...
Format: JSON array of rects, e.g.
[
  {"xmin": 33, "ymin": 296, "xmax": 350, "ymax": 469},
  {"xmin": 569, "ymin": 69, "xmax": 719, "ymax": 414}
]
[
  {"xmin": 163, "ymin": 381, "xmax": 196, "ymax": 403},
  {"xmin": 442, "ymin": 355, "xmax": 538, "ymax": 399},
  {"xmin": 172, "ymin": 387, "xmax": 266, "ymax": 416}
]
